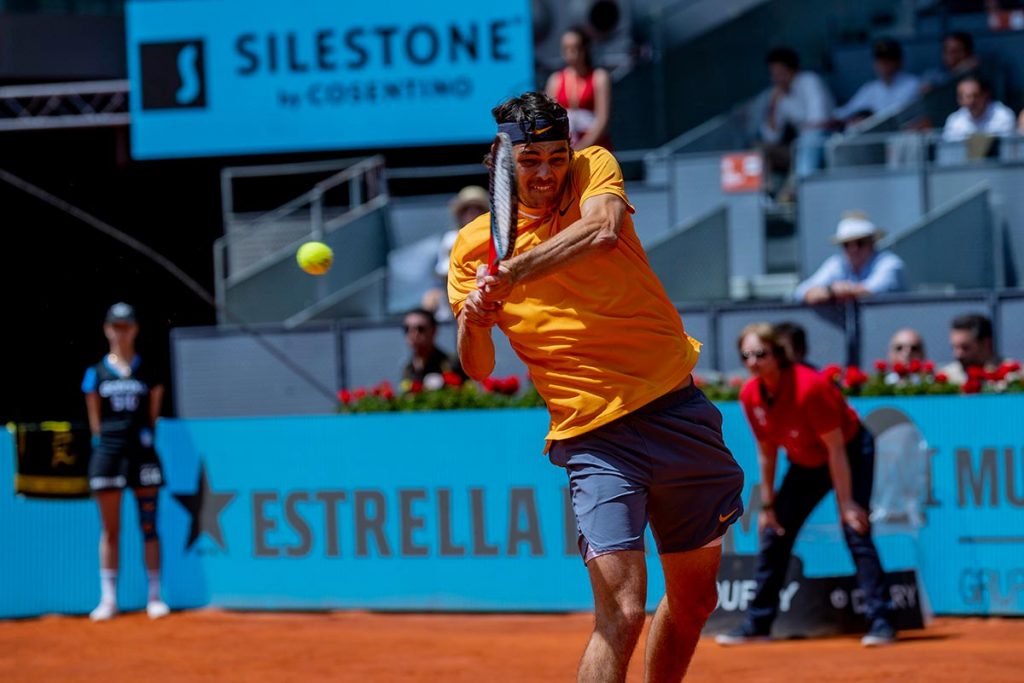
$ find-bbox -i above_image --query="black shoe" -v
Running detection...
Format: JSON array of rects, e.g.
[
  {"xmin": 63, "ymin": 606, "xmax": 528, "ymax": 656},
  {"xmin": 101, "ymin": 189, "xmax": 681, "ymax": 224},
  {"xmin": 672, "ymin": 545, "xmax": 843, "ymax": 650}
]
[
  {"xmin": 861, "ymin": 618, "xmax": 897, "ymax": 647},
  {"xmin": 714, "ymin": 622, "xmax": 771, "ymax": 646}
]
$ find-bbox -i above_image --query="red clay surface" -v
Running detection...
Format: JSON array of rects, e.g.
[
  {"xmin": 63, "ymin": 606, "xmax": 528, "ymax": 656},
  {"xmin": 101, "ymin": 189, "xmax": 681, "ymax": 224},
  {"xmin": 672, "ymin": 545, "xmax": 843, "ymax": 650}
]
[{"xmin": 1, "ymin": 611, "xmax": 1022, "ymax": 682}]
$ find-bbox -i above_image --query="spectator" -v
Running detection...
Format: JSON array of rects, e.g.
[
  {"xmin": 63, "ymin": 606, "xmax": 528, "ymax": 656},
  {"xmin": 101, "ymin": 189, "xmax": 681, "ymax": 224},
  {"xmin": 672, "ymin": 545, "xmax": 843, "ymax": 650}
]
[
  {"xmin": 942, "ymin": 77, "xmax": 1016, "ymax": 141},
  {"xmin": 1019, "ymin": 108, "xmax": 1024, "ymax": 134},
  {"xmin": 835, "ymin": 39, "xmax": 920, "ymax": 124},
  {"xmin": 774, "ymin": 321, "xmax": 813, "ymax": 368},
  {"xmin": 422, "ymin": 186, "xmax": 490, "ymax": 322},
  {"xmin": 718, "ymin": 323, "xmax": 896, "ymax": 647},
  {"xmin": 759, "ymin": 47, "xmax": 835, "ymax": 181},
  {"xmin": 921, "ymin": 32, "xmax": 980, "ymax": 92},
  {"xmin": 886, "ymin": 328, "xmax": 926, "ymax": 384},
  {"xmin": 940, "ymin": 313, "xmax": 1003, "ymax": 385},
  {"xmin": 794, "ymin": 211, "xmax": 907, "ymax": 305},
  {"xmin": 400, "ymin": 308, "xmax": 466, "ymax": 391},
  {"xmin": 545, "ymin": 26, "xmax": 612, "ymax": 150}
]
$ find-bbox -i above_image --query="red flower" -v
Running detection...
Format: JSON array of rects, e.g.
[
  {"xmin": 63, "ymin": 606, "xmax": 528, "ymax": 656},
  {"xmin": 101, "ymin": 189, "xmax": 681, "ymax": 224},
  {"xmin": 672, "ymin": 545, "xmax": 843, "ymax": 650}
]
[
  {"xmin": 908, "ymin": 359, "xmax": 922, "ymax": 374},
  {"xmin": 923, "ymin": 361, "xmax": 935, "ymax": 374},
  {"xmin": 967, "ymin": 366, "xmax": 985, "ymax": 380},
  {"xmin": 443, "ymin": 371, "xmax": 464, "ymax": 387},
  {"xmin": 693, "ymin": 374, "xmax": 705, "ymax": 387},
  {"xmin": 353, "ymin": 388, "xmax": 367, "ymax": 400},
  {"xmin": 482, "ymin": 377, "xmax": 497, "ymax": 392},
  {"xmin": 934, "ymin": 372, "xmax": 949, "ymax": 384},
  {"xmin": 893, "ymin": 362, "xmax": 907, "ymax": 376},
  {"xmin": 963, "ymin": 378, "xmax": 983, "ymax": 394},
  {"xmin": 822, "ymin": 364, "xmax": 842, "ymax": 382},
  {"xmin": 729, "ymin": 376, "xmax": 744, "ymax": 388},
  {"xmin": 409, "ymin": 380, "xmax": 423, "ymax": 394},
  {"xmin": 501, "ymin": 376, "xmax": 521, "ymax": 394},
  {"xmin": 338, "ymin": 389, "xmax": 352, "ymax": 404},
  {"xmin": 873, "ymin": 360, "xmax": 888, "ymax": 373},
  {"xmin": 1005, "ymin": 361, "xmax": 1022, "ymax": 373},
  {"xmin": 373, "ymin": 380, "xmax": 393, "ymax": 397},
  {"xmin": 381, "ymin": 388, "xmax": 395, "ymax": 401},
  {"xmin": 844, "ymin": 366, "xmax": 869, "ymax": 387}
]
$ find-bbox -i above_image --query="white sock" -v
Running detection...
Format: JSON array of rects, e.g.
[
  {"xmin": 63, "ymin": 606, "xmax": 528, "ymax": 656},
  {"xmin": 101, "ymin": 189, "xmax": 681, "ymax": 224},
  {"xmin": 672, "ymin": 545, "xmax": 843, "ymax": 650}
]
[
  {"xmin": 100, "ymin": 569, "xmax": 117, "ymax": 605},
  {"xmin": 147, "ymin": 571, "xmax": 161, "ymax": 603}
]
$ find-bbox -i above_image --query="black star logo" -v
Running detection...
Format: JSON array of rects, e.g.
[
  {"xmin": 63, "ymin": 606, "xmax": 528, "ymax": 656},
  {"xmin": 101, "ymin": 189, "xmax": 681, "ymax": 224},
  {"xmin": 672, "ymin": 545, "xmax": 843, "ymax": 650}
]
[{"xmin": 172, "ymin": 462, "xmax": 236, "ymax": 552}]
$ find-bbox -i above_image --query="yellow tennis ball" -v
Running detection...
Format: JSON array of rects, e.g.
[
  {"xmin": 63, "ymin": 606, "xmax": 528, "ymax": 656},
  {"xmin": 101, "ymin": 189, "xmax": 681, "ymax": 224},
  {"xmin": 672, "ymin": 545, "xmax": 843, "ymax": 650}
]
[{"xmin": 297, "ymin": 241, "xmax": 333, "ymax": 275}]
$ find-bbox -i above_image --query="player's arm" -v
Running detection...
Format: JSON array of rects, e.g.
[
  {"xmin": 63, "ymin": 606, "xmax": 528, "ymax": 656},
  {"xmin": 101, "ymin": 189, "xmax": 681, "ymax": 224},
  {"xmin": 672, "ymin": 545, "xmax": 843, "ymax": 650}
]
[
  {"xmin": 456, "ymin": 266, "xmax": 499, "ymax": 381},
  {"xmin": 756, "ymin": 439, "xmax": 785, "ymax": 535},
  {"xmin": 85, "ymin": 393, "xmax": 101, "ymax": 437},
  {"xmin": 149, "ymin": 384, "xmax": 165, "ymax": 428},
  {"xmin": 482, "ymin": 193, "xmax": 625, "ymax": 302},
  {"xmin": 820, "ymin": 427, "xmax": 869, "ymax": 535}
]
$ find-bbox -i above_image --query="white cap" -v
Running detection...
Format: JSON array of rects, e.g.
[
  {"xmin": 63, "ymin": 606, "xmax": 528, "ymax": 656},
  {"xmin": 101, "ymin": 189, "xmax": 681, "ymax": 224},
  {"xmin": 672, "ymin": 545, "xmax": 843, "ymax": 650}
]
[{"xmin": 831, "ymin": 214, "xmax": 886, "ymax": 244}]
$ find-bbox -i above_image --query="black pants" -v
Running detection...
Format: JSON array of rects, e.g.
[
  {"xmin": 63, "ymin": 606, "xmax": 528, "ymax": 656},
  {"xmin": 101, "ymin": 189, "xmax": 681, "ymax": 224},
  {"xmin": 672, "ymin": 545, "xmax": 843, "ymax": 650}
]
[{"xmin": 747, "ymin": 428, "xmax": 890, "ymax": 628}]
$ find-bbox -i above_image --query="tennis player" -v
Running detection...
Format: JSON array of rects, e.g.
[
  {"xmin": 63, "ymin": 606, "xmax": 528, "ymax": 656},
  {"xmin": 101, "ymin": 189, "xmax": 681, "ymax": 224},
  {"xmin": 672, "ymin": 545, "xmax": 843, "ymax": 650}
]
[
  {"xmin": 82, "ymin": 303, "xmax": 170, "ymax": 621},
  {"xmin": 448, "ymin": 92, "xmax": 745, "ymax": 681}
]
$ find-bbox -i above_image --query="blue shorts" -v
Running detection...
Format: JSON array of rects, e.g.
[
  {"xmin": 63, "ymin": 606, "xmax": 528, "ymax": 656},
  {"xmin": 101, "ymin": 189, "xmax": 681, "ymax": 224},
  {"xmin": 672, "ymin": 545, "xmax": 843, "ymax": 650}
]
[{"xmin": 549, "ymin": 383, "xmax": 745, "ymax": 563}]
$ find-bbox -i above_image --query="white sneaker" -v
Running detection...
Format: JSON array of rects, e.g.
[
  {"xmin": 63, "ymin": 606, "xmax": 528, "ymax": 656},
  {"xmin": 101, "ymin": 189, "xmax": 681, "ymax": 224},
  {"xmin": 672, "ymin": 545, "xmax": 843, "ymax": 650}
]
[
  {"xmin": 89, "ymin": 601, "xmax": 118, "ymax": 621},
  {"xmin": 146, "ymin": 600, "xmax": 170, "ymax": 619}
]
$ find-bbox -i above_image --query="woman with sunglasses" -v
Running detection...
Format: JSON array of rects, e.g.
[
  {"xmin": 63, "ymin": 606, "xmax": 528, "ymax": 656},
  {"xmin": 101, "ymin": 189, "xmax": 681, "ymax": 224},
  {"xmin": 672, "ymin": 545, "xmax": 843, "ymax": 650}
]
[
  {"xmin": 793, "ymin": 211, "xmax": 906, "ymax": 305},
  {"xmin": 716, "ymin": 322, "xmax": 896, "ymax": 647}
]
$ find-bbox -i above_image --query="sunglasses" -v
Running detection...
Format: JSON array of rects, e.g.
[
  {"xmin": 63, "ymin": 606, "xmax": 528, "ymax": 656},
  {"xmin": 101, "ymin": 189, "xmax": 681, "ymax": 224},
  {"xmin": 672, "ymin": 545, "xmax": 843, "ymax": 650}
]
[
  {"xmin": 403, "ymin": 324, "xmax": 430, "ymax": 334},
  {"xmin": 741, "ymin": 348, "xmax": 769, "ymax": 360},
  {"xmin": 842, "ymin": 237, "xmax": 873, "ymax": 250},
  {"xmin": 891, "ymin": 343, "xmax": 922, "ymax": 353}
]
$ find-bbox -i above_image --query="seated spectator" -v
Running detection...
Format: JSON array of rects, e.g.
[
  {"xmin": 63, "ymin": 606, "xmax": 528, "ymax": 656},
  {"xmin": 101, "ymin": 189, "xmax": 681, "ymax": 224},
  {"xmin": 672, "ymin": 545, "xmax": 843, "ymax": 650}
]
[
  {"xmin": 1018, "ymin": 109, "xmax": 1024, "ymax": 134},
  {"xmin": 940, "ymin": 313, "xmax": 1003, "ymax": 386},
  {"xmin": 920, "ymin": 32, "xmax": 980, "ymax": 92},
  {"xmin": 774, "ymin": 321, "xmax": 813, "ymax": 368},
  {"xmin": 400, "ymin": 308, "xmax": 467, "ymax": 391},
  {"xmin": 942, "ymin": 76, "xmax": 1016, "ymax": 142},
  {"xmin": 835, "ymin": 39, "xmax": 920, "ymax": 124},
  {"xmin": 794, "ymin": 212, "xmax": 907, "ymax": 305},
  {"xmin": 422, "ymin": 186, "xmax": 489, "ymax": 322},
  {"xmin": 886, "ymin": 328, "xmax": 926, "ymax": 384},
  {"xmin": 758, "ymin": 47, "xmax": 835, "ymax": 186}
]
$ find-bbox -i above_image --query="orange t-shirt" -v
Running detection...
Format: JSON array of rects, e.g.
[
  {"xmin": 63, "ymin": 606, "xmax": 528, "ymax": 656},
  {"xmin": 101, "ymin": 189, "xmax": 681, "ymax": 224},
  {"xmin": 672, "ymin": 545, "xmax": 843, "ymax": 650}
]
[{"xmin": 447, "ymin": 146, "xmax": 701, "ymax": 442}]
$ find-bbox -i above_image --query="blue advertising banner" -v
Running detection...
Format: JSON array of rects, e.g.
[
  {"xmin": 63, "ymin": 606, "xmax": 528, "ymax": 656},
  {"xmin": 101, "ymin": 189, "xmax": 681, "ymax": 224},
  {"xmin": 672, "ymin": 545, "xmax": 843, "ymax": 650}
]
[
  {"xmin": 2, "ymin": 395, "xmax": 1023, "ymax": 618},
  {"xmin": 125, "ymin": 0, "xmax": 534, "ymax": 159}
]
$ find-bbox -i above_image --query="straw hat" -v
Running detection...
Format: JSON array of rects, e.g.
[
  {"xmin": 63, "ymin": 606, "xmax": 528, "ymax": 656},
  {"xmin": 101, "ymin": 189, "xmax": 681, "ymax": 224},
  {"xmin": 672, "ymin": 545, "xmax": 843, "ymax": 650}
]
[
  {"xmin": 830, "ymin": 212, "xmax": 886, "ymax": 244},
  {"xmin": 450, "ymin": 185, "xmax": 489, "ymax": 217}
]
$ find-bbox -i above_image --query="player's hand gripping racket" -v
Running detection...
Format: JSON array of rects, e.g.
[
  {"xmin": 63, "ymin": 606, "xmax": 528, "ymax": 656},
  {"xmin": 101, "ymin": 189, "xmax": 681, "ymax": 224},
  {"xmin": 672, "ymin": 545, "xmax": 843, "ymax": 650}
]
[{"xmin": 488, "ymin": 132, "xmax": 518, "ymax": 276}]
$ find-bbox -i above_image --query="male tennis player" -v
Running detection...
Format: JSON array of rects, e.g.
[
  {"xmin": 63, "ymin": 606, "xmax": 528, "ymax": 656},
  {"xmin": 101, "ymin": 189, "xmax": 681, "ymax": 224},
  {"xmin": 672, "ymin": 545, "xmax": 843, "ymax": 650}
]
[{"xmin": 448, "ymin": 92, "xmax": 744, "ymax": 682}]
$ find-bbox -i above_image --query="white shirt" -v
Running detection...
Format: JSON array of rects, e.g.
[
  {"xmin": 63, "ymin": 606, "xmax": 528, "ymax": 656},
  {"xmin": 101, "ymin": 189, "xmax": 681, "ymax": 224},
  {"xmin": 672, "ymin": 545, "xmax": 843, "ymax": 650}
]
[
  {"xmin": 760, "ymin": 71, "xmax": 835, "ymax": 144},
  {"xmin": 942, "ymin": 101, "xmax": 1017, "ymax": 141},
  {"xmin": 835, "ymin": 71, "xmax": 921, "ymax": 120}
]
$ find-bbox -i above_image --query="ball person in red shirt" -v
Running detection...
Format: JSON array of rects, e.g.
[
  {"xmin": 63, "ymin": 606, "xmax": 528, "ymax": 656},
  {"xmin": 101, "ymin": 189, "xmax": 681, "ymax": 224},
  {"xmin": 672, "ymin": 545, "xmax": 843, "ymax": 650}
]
[{"xmin": 717, "ymin": 322, "xmax": 896, "ymax": 647}]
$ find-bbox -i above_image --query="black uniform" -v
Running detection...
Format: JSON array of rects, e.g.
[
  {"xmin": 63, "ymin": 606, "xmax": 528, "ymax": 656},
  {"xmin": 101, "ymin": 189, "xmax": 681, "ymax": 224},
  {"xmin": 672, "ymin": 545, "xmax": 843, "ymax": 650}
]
[{"xmin": 82, "ymin": 356, "xmax": 164, "ymax": 491}]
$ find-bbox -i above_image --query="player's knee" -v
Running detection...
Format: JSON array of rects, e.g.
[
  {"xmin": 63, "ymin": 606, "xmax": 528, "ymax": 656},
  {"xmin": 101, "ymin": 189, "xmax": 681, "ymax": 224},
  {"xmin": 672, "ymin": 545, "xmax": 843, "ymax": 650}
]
[
  {"xmin": 136, "ymin": 492, "xmax": 159, "ymax": 541},
  {"xmin": 674, "ymin": 584, "xmax": 719, "ymax": 627},
  {"xmin": 600, "ymin": 601, "xmax": 646, "ymax": 640}
]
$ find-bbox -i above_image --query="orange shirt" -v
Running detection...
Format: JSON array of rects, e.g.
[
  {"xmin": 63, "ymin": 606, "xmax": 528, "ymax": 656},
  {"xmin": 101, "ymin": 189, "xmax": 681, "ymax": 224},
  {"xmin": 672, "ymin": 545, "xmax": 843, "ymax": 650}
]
[{"xmin": 448, "ymin": 146, "xmax": 701, "ymax": 442}]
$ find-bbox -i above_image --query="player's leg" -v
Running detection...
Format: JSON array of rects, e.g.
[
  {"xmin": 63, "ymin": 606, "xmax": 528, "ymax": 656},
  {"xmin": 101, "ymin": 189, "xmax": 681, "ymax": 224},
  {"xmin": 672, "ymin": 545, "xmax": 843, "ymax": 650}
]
[
  {"xmin": 644, "ymin": 544, "xmax": 721, "ymax": 682},
  {"xmin": 843, "ymin": 429, "xmax": 896, "ymax": 646},
  {"xmin": 133, "ymin": 451, "xmax": 169, "ymax": 619},
  {"xmin": 579, "ymin": 550, "xmax": 648, "ymax": 683},
  {"xmin": 92, "ymin": 488, "xmax": 122, "ymax": 621},
  {"xmin": 549, "ymin": 421, "xmax": 652, "ymax": 682}
]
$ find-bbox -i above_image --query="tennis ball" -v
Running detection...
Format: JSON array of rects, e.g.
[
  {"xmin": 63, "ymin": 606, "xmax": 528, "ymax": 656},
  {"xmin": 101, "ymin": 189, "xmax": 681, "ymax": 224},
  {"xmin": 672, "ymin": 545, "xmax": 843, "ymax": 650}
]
[{"xmin": 297, "ymin": 241, "xmax": 333, "ymax": 275}]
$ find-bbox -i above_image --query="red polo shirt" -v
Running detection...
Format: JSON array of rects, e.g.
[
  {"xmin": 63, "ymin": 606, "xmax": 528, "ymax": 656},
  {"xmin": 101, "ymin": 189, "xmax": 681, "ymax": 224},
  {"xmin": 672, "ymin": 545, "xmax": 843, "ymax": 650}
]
[{"xmin": 739, "ymin": 364, "xmax": 861, "ymax": 468}]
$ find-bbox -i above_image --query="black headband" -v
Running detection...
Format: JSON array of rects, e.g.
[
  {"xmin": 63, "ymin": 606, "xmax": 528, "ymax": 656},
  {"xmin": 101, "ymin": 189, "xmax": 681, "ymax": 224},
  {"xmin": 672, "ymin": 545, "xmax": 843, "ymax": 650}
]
[{"xmin": 497, "ymin": 116, "xmax": 570, "ymax": 145}]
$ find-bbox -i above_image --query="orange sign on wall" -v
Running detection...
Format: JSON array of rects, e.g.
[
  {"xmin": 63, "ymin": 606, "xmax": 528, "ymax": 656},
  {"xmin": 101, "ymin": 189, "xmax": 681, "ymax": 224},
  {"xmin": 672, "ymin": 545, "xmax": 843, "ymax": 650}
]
[{"xmin": 720, "ymin": 153, "xmax": 763, "ymax": 193}]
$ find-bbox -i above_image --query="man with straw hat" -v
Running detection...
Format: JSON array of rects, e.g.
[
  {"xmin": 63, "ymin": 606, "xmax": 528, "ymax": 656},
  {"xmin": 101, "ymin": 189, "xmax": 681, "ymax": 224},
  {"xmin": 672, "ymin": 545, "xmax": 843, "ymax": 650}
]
[{"xmin": 794, "ymin": 211, "xmax": 906, "ymax": 305}]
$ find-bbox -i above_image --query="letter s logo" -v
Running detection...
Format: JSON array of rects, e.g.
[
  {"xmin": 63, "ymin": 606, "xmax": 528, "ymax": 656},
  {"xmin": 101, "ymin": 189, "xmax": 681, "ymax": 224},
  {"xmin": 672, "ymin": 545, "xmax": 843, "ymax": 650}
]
[
  {"xmin": 175, "ymin": 44, "xmax": 202, "ymax": 105},
  {"xmin": 139, "ymin": 39, "xmax": 207, "ymax": 111}
]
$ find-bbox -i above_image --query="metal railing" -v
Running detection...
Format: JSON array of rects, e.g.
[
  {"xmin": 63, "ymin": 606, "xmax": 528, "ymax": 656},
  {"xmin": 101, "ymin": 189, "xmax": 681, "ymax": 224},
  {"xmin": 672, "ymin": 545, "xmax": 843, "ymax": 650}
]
[{"xmin": 0, "ymin": 79, "xmax": 128, "ymax": 131}]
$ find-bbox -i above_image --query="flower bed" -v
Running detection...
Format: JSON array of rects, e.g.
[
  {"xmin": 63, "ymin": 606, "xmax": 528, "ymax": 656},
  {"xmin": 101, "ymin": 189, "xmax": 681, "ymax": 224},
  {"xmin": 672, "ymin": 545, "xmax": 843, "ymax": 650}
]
[{"xmin": 337, "ymin": 360, "xmax": 1024, "ymax": 413}]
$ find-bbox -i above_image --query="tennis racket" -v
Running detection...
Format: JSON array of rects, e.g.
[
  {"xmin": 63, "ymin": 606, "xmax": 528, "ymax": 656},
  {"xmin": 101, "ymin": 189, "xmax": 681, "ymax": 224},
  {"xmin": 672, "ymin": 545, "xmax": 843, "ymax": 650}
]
[{"xmin": 488, "ymin": 132, "xmax": 518, "ymax": 275}]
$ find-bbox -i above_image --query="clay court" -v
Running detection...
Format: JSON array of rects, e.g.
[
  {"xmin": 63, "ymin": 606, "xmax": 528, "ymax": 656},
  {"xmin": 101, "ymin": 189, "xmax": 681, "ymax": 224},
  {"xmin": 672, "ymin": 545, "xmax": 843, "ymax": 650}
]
[{"xmin": 1, "ymin": 611, "xmax": 1021, "ymax": 682}]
